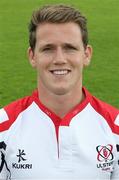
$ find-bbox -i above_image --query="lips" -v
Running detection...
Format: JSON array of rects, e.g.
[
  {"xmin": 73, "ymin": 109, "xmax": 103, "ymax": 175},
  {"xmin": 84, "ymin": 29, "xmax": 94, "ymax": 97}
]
[{"xmin": 50, "ymin": 69, "xmax": 71, "ymax": 75}]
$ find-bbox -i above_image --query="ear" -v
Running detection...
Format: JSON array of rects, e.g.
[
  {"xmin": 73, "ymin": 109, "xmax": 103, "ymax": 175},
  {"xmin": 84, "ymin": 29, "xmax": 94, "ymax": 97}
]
[
  {"xmin": 27, "ymin": 47, "xmax": 37, "ymax": 68},
  {"xmin": 83, "ymin": 45, "xmax": 93, "ymax": 67}
]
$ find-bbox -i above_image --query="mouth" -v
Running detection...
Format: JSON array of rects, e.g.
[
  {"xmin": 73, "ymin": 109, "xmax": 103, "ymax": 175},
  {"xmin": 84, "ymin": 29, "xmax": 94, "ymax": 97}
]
[{"xmin": 50, "ymin": 69, "xmax": 71, "ymax": 75}]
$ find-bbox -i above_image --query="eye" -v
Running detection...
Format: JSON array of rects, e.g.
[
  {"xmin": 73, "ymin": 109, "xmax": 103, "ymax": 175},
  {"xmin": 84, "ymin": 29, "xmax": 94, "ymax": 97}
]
[
  {"xmin": 42, "ymin": 47, "xmax": 52, "ymax": 52},
  {"xmin": 41, "ymin": 45, "xmax": 55, "ymax": 53},
  {"xmin": 64, "ymin": 44, "xmax": 78, "ymax": 51}
]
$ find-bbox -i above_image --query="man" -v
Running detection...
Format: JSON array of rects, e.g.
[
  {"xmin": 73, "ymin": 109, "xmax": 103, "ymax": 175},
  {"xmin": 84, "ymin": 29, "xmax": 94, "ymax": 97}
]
[{"xmin": 0, "ymin": 4, "xmax": 119, "ymax": 179}]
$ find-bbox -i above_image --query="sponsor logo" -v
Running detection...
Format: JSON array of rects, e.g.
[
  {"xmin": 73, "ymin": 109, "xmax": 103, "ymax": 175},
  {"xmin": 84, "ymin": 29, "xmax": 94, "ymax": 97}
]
[
  {"xmin": 96, "ymin": 144, "xmax": 114, "ymax": 171},
  {"xmin": 12, "ymin": 163, "xmax": 32, "ymax": 169},
  {"xmin": 12, "ymin": 149, "xmax": 32, "ymax": 169},
  {"xmin": 16, "ymin": 149, "xmax": 27, "ymax": 163}
]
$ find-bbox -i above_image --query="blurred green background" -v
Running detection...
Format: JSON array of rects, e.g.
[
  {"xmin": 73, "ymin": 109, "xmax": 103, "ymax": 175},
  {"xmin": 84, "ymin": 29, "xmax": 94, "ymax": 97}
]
[{"xmin": 0, "ymin": 0, "xmax": 119, "ymax": 108}]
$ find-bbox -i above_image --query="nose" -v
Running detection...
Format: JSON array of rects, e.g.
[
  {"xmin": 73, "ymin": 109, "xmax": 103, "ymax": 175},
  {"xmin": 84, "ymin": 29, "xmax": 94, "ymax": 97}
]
[{"xmin": 53, "ymin": 47, "xmax": 67, "ymax": 65}]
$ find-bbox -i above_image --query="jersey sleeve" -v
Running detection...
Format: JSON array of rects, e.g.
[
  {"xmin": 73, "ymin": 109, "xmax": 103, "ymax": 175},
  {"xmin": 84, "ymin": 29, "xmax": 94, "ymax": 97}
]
[{"xmin": 90, "ymin": 94, "xmax": 119, "ymax": 179}]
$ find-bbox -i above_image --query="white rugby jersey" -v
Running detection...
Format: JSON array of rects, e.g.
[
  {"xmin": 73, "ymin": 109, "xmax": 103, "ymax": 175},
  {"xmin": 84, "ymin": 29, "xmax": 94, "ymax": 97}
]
[{"xmin": 0, "ymin": 87, "xmax": 119, "ymax": 180}]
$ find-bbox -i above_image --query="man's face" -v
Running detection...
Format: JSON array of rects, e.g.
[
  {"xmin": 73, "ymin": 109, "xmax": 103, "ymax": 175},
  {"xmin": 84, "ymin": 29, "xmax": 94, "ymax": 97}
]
[{"xmin": 28, "ymin": 22, "xmax": 92, "ymax": 95}]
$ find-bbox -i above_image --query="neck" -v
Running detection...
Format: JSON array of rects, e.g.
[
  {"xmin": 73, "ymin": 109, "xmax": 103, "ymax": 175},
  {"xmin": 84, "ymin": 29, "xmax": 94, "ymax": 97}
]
[{"xmin": 38, "ymin": 85, "xmax": 85, "ymax": 118}]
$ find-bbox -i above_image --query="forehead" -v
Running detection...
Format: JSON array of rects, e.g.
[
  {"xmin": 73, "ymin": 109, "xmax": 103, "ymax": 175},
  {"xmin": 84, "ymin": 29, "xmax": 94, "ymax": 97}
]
[{"xmin": 35, "ymin": 22, "xmax": 82, "ymax": 45}]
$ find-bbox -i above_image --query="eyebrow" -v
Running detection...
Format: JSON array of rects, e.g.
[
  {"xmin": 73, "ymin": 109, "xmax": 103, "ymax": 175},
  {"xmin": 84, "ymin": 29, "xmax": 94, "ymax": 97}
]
[
  {"xmin": 39, "ymin": 42, "xmax": 79, "ymax": 49},
  {"xmin": 39, "ymin": 43, "xmax": 54, "ymax": 48}
]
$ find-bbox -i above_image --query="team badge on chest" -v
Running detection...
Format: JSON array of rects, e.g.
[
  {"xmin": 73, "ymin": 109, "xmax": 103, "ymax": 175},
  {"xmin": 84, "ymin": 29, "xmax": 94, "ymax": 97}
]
[{"xmin": 96, "ymin": 144, "xmax": 114, "ymax": 172}]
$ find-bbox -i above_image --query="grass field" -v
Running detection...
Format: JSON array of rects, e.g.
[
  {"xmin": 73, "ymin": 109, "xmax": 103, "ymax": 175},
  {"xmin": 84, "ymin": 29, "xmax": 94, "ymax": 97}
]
[{"xmin": 0, "ymin": 0, "xmax": 119, "ymax": 108}]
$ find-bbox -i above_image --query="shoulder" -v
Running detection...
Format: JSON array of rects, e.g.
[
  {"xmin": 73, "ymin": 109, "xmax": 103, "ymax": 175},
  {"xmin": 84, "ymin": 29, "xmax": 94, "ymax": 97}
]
[
  {"xmin": 0, "ymin": 94, "xmax": 34, "ymax": 132},
  {"xmin": 90, "ymin": 94, "xmax": 119, "ymax": 118},
  {"xmin": 90, "ymin": 93, "xmax": 119, "ymax": 135}
]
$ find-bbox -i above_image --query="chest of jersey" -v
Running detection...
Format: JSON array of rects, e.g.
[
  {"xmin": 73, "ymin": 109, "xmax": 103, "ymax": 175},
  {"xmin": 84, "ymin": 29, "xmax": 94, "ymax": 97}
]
[{"xmin": 3, "ymin": 103, "xmax": 117, "ymax": 179}]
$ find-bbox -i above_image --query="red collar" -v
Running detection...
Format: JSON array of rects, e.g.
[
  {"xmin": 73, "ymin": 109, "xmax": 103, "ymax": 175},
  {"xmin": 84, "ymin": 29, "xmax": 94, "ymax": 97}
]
[{"xmin": 31, "ymin": 87, "xmax": 91, "ymax": 126}]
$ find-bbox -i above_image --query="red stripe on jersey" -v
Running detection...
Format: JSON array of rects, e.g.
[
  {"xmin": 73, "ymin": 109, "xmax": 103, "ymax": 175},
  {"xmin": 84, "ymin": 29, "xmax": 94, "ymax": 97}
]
[
  {"xmin": 0, "ymin": 96, "xmax": 33, "ymax": 132},
  {"xmin": 1, "ymin": 87, "xmax": 119, "ymax": 137},
  {"xmin": 32, "ymin": 87, "xmax": 119, "ymax": 134},
  {"xmin": 32, "ymin": 87, "xmax": 90, "ymax": 143},
  {"xmin": 32, "ymin": 87, "xmax": 90, "ymax": 127},
  {"xmin": 90, "ymin": 94, "xmax": 119, "ymax": 135}
]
